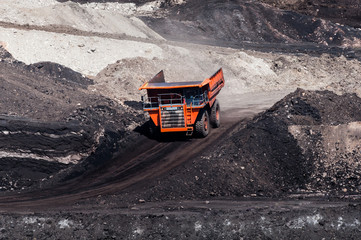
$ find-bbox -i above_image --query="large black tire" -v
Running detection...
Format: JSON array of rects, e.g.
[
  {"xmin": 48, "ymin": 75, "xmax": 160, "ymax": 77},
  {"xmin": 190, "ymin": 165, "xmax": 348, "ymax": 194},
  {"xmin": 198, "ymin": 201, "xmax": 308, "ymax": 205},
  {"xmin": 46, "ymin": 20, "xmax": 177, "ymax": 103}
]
[
  {"xmin": 210, "ymin": 100, "xmax": 220, "ymax": 128},
  {"xmin": 148, "ymin": 119, "xmax": 159, "ymax": 138},
  {"xmin": 195, "ymin": 110, "xmax": 210, "ymax": 138}
]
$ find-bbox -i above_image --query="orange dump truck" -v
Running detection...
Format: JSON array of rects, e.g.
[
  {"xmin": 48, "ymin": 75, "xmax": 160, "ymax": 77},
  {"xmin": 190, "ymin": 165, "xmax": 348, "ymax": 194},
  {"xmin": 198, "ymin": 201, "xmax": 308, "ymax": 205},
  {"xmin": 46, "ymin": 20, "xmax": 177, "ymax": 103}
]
[{"xmin": 139, "ymin": 68, "xmax": 225, "ymax": 137}]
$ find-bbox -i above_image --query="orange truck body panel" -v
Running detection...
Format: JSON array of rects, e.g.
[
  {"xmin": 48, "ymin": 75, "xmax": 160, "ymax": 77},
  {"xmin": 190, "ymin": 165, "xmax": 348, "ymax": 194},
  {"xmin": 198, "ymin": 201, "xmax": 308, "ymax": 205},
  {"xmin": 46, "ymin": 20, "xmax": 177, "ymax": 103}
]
[{"xmin": 139, "ymin": 68, "xmax": 224, "ymax": 133}]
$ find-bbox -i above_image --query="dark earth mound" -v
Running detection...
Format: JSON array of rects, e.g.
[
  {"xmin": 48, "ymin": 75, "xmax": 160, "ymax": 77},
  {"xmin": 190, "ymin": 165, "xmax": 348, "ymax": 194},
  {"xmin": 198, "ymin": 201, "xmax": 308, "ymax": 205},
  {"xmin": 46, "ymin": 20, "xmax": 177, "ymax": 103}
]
[
  {"xmin": 0, "ymin": 46, "xmax": 142, "ymax": 192},
  {"xmin": 27, "ymin": 62, "xmax": 94, "ymax": 88},
  {"xmin": 0, "ymin": 116, "xmax": 93, "ymax": 159},
  {"xmin": 0, "ymin": 158, "xmax": 68, "ymax": 192},
  {"xmin": 120, "ymin": 89, "xmax": 361, "ymax": 202}
]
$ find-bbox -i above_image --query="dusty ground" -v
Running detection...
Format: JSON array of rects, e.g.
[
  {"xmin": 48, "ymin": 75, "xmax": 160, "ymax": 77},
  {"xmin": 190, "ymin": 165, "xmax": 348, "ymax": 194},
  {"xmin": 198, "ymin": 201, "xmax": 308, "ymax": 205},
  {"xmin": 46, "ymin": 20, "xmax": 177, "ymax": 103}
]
[{"xmin": 0, "ymin": 0, "xmax": 360, "ymax": 238}]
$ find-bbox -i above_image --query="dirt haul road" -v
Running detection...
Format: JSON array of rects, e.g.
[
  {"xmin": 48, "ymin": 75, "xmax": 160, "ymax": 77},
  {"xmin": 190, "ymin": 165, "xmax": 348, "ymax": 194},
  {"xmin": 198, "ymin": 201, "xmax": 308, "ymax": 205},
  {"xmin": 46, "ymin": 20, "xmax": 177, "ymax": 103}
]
[{"xmin": 0, "ymin": 86, "xmax": 283, "ymax": 210}]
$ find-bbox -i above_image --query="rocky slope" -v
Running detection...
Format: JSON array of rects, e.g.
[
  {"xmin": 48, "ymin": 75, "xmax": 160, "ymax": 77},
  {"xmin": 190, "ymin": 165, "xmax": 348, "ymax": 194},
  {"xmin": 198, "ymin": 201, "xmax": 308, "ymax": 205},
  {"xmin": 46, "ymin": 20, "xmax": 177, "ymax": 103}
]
[
  {"xmin": 143, "ymin": 0, "xmax": 361, "ymax": 48},
  {"xmin": 261, "ymin": 0, "xmax": 361, "ymax": 28}
]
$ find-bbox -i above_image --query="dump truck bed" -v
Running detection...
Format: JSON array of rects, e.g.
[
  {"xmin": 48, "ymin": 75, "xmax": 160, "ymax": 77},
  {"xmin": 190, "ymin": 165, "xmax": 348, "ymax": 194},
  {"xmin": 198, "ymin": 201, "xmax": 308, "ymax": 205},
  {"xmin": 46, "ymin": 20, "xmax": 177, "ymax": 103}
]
[
  {"xmin": 140, "ymin": 81, "xmax": 203, "ymax": 89},
  {"xmin": 139, "ymin": 68, "xmax": 224, "ymax": 92}
]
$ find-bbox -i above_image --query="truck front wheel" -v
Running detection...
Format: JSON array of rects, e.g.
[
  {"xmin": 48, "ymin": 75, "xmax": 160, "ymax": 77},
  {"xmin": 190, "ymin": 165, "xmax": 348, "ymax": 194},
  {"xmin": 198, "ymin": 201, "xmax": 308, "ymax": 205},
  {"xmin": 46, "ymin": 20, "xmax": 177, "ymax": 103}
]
[
  {"xmin": 148, "ymin": 120, "xmax": 159, "ymax": 138},
  {"xmin": 210, "ymin": 100, "xmax": 220, "ymax": 128},
  {"xmin": 195, "ymin": 110, "xmax": 210, "ymax": 137}
]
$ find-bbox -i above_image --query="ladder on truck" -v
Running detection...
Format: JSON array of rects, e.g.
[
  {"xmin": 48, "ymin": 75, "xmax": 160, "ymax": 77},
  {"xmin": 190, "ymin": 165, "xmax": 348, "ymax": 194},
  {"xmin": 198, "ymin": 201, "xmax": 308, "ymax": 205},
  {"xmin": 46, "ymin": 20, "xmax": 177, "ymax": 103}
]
[{"xmin": 186, "ymin": 106, "xmax": 193, "ymax": 136}]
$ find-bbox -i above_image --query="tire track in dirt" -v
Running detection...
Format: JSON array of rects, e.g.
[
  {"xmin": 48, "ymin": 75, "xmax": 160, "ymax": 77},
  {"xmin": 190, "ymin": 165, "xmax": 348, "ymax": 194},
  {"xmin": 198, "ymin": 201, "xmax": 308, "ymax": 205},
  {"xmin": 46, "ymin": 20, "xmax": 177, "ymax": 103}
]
[
  {"xmin": 0, "ymin": 21, "xmax": 162, "ymax": 44},
  {"xmin": 0, "ymin": 113, "xmax": 241, "ymax": 211}
]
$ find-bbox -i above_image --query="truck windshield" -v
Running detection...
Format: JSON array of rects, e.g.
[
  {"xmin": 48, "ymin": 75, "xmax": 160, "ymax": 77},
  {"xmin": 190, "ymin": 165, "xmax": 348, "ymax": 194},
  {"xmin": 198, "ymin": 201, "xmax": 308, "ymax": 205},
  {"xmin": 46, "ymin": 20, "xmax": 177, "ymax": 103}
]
[{"xmin": 183, "ymin": 88, "xmax": 202, "ymax": 106}]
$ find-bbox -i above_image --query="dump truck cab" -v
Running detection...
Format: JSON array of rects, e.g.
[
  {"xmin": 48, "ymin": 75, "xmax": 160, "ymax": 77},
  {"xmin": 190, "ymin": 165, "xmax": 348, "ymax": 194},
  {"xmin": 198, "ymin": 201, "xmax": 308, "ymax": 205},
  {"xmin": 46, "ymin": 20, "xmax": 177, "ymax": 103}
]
[{"xmin": 139, "ymin": 68, "xmax": 224, "ymax": 137}]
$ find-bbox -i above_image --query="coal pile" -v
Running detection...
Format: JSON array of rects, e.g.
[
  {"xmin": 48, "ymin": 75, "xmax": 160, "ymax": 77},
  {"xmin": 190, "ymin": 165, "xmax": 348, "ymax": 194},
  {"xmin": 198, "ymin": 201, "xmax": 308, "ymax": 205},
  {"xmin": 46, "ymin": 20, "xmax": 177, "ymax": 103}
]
[
  {"xmin": 216, "ymin": 88, "xmax": 361, "ymax": 196},
  {"xmin": 26, "ymin": 62, "xmax": 94, "ymax": 88},
  {"xmin": 262, "ymin": 0, "xmax": 361, "ymax": 28},
  {"xmin": 0, "ymin": 158, "xmax": 68, "ymax": 192},
  {"xmin": 0, "ymin": 116, "xmax": 94, "ymax": 163},
  {"xmin": 0, "ymin": 46, "xmax": 142, "ymax": 192},
  {"xmin": 233, "ymin": 88, "xmax": 361, "ymax": 195}
]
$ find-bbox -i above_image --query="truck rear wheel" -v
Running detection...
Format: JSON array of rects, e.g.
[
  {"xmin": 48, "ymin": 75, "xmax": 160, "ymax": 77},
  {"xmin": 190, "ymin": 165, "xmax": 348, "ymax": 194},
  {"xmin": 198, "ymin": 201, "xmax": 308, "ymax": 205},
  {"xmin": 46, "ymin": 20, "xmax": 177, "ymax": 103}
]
[
  {"xmin": 210, "ymin": 100, "xmax": 220, "ymax": 128},
  {"xmin": 195, "ymin": 110, "xmax": 209, "ymax": 137}
]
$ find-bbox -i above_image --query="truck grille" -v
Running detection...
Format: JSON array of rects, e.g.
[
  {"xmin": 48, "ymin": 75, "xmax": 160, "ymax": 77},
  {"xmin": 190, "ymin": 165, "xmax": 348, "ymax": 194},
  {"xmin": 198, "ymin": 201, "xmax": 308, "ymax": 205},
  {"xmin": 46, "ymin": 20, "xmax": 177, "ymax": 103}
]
[{"xmin": 161, "ymin": 107, "xmax": 185, "ymax": 128}]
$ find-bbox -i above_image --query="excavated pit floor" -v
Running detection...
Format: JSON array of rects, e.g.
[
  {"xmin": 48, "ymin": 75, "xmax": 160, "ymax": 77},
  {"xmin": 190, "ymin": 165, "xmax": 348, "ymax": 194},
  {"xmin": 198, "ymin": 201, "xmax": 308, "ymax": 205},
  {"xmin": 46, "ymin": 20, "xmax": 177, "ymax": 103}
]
[{"xmin": 0, "ymin": 0, "xmax": 360, "ymax": 239}]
